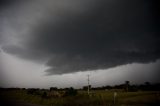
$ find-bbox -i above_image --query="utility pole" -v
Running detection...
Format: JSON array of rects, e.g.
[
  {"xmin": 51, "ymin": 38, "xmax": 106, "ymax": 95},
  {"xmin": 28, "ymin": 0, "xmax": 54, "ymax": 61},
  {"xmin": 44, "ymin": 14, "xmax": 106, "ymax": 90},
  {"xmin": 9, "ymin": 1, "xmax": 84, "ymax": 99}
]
[{"xmin": 87, "ymin": 74, "xmax": 90, "ymax": 95}]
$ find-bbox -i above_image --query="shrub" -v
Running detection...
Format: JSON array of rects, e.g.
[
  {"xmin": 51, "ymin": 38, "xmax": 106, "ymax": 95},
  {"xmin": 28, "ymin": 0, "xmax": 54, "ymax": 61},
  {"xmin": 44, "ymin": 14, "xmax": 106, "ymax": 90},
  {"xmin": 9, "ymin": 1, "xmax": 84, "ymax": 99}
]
[
  {"xmin": 65, "ymin": 87, "xmax": 77, "ymax": 96},
  {"xmin": 41, "ymin": 92, "xmax": 47, "ymax": 98}
]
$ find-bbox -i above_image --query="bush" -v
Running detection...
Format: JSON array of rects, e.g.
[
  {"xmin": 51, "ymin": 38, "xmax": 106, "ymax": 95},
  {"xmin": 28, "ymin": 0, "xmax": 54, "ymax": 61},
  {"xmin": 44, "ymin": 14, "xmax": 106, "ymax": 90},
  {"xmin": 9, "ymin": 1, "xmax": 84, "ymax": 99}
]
[
  {"xmin": 27, "ymin": 89, "xmax": 36, "ymax": 95},
  {"xmin": 65, "ymin": 87, "xmax": 77, "ymax": 96},
  {"xmin": 50, "ymin": 87, "xmax": 58, "ymax": 91},
  {"xmin": 27, "ymin": 89, "xmax": 41, "ymax": 95},
  {"xmin": 41, "ymin": 92, "xmax": 47, "ymax": 98}
]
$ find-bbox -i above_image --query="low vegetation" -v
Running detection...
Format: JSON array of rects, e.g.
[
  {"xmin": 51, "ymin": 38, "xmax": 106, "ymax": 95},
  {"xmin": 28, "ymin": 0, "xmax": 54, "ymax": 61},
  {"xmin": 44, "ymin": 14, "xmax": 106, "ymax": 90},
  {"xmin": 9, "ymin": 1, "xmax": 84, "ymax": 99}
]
[{"xmin": 0, "ymin": 82, "xmax": 160, "ymax": 106}]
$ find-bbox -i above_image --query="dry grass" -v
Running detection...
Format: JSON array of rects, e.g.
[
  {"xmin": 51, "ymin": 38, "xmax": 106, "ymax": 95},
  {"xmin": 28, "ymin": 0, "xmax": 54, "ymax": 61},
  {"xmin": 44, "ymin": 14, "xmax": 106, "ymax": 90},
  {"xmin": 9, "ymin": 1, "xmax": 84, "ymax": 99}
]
[{"xmin": 0, "ymin": 90, "xmax": 159, "ymax": 106}]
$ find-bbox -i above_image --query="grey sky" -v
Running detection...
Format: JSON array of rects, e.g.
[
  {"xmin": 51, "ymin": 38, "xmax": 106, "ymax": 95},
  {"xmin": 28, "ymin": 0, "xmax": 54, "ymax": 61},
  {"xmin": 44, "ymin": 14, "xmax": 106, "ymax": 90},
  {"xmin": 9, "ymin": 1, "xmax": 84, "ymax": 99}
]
[
  {"xmin": 0, "ymin": 0, "xmax": 159, "ymax": 88},
  {"xmin": 0, "ymin": 50, "xmax": 159, "ymax": 88}
]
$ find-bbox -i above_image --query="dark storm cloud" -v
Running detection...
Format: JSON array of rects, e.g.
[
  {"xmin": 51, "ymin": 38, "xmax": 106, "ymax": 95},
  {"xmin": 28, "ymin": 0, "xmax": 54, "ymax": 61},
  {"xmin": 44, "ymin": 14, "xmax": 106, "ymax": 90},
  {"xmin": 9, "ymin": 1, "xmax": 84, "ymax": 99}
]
[
  {"xmin": 0, "ymin": 0, "xmax": 16, "ymax": 7},
  {"xmin": 0, "ymin": 0, "xmax": 23, "ymax": 10},
  {"xmin": 1, "ymin": 0, "xmax": 160, "ymax": 74}
]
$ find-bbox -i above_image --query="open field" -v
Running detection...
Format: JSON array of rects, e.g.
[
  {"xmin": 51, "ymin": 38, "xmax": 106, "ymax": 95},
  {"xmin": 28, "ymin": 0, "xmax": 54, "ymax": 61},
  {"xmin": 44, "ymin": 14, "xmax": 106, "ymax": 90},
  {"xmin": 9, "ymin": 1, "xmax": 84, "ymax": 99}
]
[{"xmin": 0, "ymin": 89, "xmax": 160, "ymax": 106}]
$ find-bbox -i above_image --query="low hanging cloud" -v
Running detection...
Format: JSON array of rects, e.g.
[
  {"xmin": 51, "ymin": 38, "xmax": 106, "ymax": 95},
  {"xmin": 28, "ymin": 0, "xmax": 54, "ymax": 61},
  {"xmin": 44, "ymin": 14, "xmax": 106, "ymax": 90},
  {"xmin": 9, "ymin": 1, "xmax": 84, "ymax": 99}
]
[{"xmin": 0, "ymin": 0, "xmax": 159, "ymax": 75}]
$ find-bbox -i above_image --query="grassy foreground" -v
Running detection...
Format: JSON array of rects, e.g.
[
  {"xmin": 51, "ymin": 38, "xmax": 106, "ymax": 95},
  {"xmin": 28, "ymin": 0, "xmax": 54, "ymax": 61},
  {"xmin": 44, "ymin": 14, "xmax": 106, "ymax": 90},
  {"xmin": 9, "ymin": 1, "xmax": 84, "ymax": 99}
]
[{"xmin": 0, "ymin": 90, "xmax": 160, "ymax": 106}]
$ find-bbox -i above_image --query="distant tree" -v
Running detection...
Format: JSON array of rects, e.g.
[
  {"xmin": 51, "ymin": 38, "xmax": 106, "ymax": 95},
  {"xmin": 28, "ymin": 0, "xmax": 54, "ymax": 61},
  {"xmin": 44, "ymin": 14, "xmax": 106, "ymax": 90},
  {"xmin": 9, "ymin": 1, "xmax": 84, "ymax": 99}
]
[
  {"xmin": 21, "ymin": 88, "xmax": 26, "ymax": 90},
  {"xmin": 65, "ymin": 87, "xmax": 77, "ymax": 96},
  {"xmin": 83, "ymin": 85, "xmax": 91, "ymax": 90},
  {"xmin": 145, "ymin": 82, "xmax": 151, "ymax": 86},
  {"xmin": 50, "ymin": 87, "xmax": 58, "ymax": 91},
  {"xmin": 105, "ymin": 85, "xmax": 112, "ymax": 90},
  {"xmin": 27, "ymin": 88, "xmax": 40, "ymax": 95},
  {"xmin": 42, "ymin": 92, "xmax": 47, "ymax": 98},
  {"xmin": 27, "ymin": 89, "xmax": 36, "ymax": 94},
  {"xmin": 125, "ymin": 81, "xmax": 130, "ymax": 92},
  {"xmin": 144, "ymin": 82, "xmax": 151, "ymax": 91},
  {"xmin": 83, "ymin": 86, "xmax": 88, "ymax": 90},
  {"xmin": 129, "ymin": 85, "xmax": 138, "ymax": 92}
]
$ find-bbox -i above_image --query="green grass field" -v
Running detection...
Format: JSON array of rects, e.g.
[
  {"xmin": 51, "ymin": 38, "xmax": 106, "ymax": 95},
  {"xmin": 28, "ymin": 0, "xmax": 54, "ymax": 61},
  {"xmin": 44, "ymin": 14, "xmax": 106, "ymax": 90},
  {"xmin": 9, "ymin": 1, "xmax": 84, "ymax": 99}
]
[{"xmin": 0, "ymin": 90, "xmax": 160, "ymax": 106}]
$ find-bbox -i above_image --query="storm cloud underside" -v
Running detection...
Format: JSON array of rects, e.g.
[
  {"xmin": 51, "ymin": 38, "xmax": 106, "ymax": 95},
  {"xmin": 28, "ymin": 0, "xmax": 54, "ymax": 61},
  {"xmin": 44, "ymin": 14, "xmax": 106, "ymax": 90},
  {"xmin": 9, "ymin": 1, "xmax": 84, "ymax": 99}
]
[{"xmin": 0, "ymin": 0, "xmax": 159, "ymax": 75}]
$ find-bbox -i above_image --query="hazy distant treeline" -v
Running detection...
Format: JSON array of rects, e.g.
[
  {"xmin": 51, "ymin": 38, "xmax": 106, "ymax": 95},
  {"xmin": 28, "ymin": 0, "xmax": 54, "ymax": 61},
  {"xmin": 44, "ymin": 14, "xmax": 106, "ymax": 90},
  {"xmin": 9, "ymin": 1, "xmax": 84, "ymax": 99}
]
[
  {"xmin": 91, "ymin": 82, "xmax": 160, "ymax": 91},
  {"xmin": 0, "ymin": 82, "xmax": 160, "ymax": 92}
]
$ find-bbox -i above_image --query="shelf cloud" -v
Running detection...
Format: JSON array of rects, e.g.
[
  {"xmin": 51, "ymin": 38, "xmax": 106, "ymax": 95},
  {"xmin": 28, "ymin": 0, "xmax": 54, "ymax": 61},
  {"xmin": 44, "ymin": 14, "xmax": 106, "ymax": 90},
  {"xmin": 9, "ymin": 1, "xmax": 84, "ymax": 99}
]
[{"xmin": 0, "ymin": 0, "xmax": 159, "ymax": 75}]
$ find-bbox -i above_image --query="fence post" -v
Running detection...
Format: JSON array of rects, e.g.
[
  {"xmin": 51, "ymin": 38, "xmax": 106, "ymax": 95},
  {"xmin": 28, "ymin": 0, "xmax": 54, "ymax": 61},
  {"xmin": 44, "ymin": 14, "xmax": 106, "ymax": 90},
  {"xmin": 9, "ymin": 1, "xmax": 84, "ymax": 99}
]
[{"xmin": 113, "ymin": 92, "xmax": 117, "ymax": 104}]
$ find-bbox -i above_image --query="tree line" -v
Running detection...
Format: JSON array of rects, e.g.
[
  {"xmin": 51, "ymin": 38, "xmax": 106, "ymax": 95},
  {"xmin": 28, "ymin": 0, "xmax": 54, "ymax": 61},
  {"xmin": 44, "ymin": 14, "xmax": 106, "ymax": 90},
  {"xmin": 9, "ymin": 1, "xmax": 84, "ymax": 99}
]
[{"xmin": 0, "ymin": 81, "xmax": 160, "ymax": 92}]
